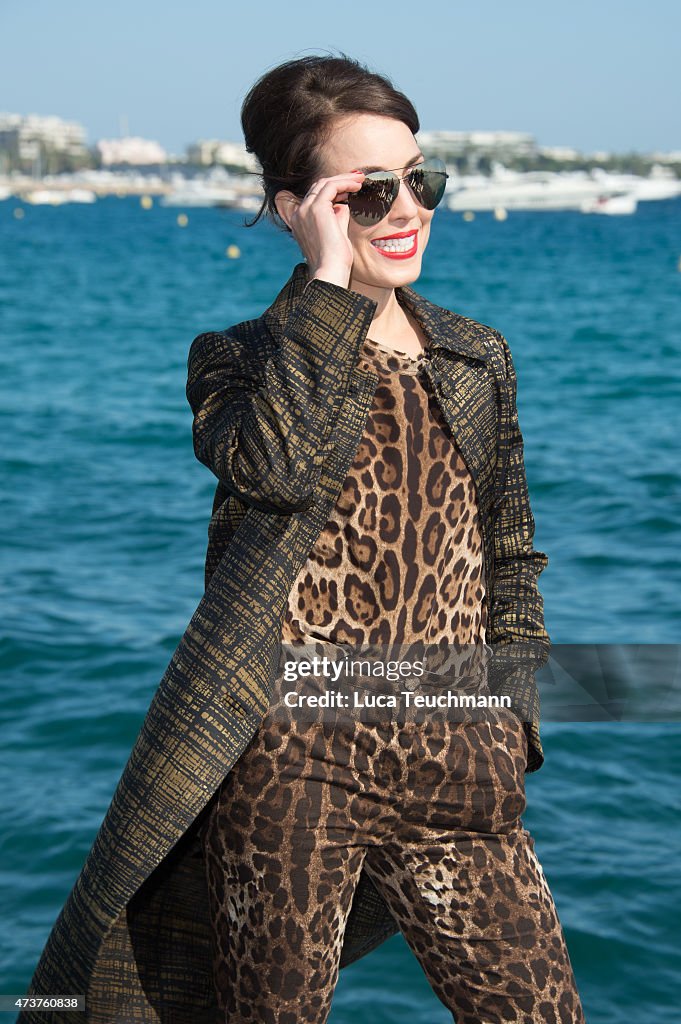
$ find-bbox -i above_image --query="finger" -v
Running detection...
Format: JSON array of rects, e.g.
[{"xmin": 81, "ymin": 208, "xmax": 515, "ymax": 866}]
[
  {"xmin": 302, "ymin": 174, "xmax": 364, "ymax": 203},
  {"xmin": 315, "ymin": 174, "xmax": 364, "ymax": 191},
  {"xmin": 312, "ymin": 172, "xmax": 364, "ymax": 184},
  {"xmin": 333, "ymin": 202, "xmax": 351, "ymax": 226}
]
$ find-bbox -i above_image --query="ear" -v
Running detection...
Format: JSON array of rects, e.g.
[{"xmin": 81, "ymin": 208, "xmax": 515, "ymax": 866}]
[{"xmin": 274, "ymin": 189, "xmax": 300, "ymax": 230}]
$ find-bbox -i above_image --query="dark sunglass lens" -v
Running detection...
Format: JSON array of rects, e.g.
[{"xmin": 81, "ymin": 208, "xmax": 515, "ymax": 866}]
[
  {"xmin": 348, "ymin": 172, "xmax": 400, "ymax": 225},
  {"xmin": 409, "ymin": 160, "xmax": 448, "ymax": 209}
]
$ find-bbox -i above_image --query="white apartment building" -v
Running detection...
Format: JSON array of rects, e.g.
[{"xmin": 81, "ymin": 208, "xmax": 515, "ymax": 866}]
[
  {"xmin": 96, "ymin": 136, "xmax": 167, "ymax": 165},
  {"xmin": 186, "ymin": 139, "xmax": 259, "ymax": 170},
  {"xmin": 0, "ymin": 112, "xmax": 88, "ymax": 160},
  {"xmin": 417, "ymin": 129, "xmax": 537, "ymax": 161}
]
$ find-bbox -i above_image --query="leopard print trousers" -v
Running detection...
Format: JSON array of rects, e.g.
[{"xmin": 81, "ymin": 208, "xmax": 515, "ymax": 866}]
[{"xmin": 200, "ymin": 687, "xmax": 585, "ymax": 1024}]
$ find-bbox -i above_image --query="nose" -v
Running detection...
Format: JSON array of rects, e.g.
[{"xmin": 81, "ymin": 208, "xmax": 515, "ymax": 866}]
[{"xmin": 390, "ymin": 177, "xmax": 421, "ymax": 221}]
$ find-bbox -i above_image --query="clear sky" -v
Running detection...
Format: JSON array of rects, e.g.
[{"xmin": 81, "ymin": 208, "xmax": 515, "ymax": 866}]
[{"xmin": 1, "ymin": 0, "xmax": 678, "ymax": 156}]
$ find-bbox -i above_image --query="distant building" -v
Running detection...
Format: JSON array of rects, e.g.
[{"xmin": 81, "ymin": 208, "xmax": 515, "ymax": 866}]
[
  {"xmin": 417, "ymin": 129, "xmax": 537, "ymax": 162},
  {"xmin": 0, "ymin": 111, "xmax": 88, "ymax": 164},
  {"xmin": 186, "ymin": 139, "xmax": 259, "ymax": 170},
  {"xmin": 539, "ymin": 145, "xmax": 581, "ymax": 161},
  {"xmin": 96, "ymin": 137, "xmax": 167, "ymax": 165},
  {"xmin": 651, "ymin": 149, "xmax": 681, "ymax": 164}
]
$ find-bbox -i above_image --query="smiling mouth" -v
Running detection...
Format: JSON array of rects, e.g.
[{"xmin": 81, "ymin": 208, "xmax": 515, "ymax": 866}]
[{"xmin": 370, "ymin": 230, "xmax": 418, "ymax": 258}]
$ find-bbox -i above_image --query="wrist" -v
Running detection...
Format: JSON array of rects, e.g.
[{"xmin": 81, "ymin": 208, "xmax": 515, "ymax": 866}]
[{"xmin": 310, "ymin": 265, "xmax": 352, "ymax": 289}]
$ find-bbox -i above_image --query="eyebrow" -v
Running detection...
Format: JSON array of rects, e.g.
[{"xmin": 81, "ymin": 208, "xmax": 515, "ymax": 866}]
[{"xmin": 354, "ymin": 152, "xmax": 425, "ymax": 174}]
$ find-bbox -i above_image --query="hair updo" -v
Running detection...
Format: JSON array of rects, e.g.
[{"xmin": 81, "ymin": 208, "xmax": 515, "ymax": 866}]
[{"xmin": 240, "ymin": 51, "xmax": 420, "ymax": 234}]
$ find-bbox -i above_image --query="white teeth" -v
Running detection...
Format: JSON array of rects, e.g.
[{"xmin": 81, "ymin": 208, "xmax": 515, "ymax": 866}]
[{"xmin": 371, "ymin": 234, "xmax": 416, "ymax": 253}]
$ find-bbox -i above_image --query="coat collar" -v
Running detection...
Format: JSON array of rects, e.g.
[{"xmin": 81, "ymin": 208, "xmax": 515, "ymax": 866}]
[{"xmin": 263, "ymin": 261, "xmax": 491, "ymax": 363}]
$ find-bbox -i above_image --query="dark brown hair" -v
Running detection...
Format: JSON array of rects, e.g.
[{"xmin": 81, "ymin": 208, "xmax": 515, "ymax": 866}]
[{"xmin": 240, "ymin": 51, "xmax": 420, "ymax": 233}]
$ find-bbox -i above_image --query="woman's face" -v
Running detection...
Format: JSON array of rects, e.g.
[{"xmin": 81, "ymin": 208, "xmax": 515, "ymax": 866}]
[{"xmin": 313, "ymin": 113, "xmax": 435, "ymax": 293}]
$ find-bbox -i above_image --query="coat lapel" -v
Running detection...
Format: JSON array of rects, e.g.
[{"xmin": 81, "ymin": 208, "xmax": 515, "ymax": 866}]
[{"xmin": 396, "ymin": 276, "xmax": 500, "ymax": 526}]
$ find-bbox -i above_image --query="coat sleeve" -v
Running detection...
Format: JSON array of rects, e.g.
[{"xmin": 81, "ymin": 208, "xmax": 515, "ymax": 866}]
[
  {"xmin": 487, "ymin": 330, "xmax": 550, "ymax": 768},
  {"xmin": 186, "ymin": 277, "xmax": 377, "ymax": 514}
]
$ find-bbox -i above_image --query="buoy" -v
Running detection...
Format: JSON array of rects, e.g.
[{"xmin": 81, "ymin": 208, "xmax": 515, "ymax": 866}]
[
  {"xmin": 177, "ymin": 213, "xmax": 188, "ymax": 227},
  {"xmin": 140, "ymin": 195, "xmax": 153, "ymax": 209},
  {"xmin": 494, "ymin": 207, "xmax": 508, "ymax": 221},
  {"xmin": 225, "ymin": 244, "xmax": 241, "ymax": 259},
  {"xmin": 13, "ymin": 207, "xmax": 25, "ymax": 219},
  {"xmin": 463, "ymin": 210, "xmax": 475, "ymax": 221}
]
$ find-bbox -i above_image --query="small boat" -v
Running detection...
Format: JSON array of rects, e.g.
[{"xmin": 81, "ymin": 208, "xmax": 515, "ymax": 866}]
[
  {"xmin": 160, "ymin": 175, "xmax": 262, "ymax": 210},
  {"xmin": 580, "ymin": 191, "xmax": 638, "ymax": 215},
  {"xmin": 64, "ymin": 188, "xmax": 97, "ymax": 203},
  {"xmin": 160, "ymin": 181, "xmax": 232, "ymax": 207},
  {"xmin": 215, "ymin": 193, "xmax": 262, "ymax": 212},
  {"xmin": 22, "ymin": 189, "xmax": 70, "ymax": 205},
  {"xmin": 160, "ymin": 163, "xmax": 263, "ymax": 210},
  {"xmin": 20, "ymin": 187, "xmax": 97, "ymax": 205}
]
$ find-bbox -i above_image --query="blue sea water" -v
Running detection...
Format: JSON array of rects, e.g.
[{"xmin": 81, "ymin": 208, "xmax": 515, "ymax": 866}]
[{"xmin": 1, "ymin": 193, "xmax": 680, "ymax": 1022}]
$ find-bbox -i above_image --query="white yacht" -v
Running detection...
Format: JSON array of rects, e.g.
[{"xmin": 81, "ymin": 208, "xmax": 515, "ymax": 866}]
[
  {"xmin": 444, "ymin": 162, "xmax": 678, "ymax": 213},
  {"xmin": 160, "ymin": 168, "xmax": 262, "ymax": 210}
]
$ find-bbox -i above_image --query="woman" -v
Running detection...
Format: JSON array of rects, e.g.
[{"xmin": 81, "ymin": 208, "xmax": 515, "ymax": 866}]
[
  {"xmin": 19, "ymin": 55, "xmax": 584, "ymax": 1024},
  {"xmin": 194, "ymin": 55, "xmax": 585, "ymax": 1023}
]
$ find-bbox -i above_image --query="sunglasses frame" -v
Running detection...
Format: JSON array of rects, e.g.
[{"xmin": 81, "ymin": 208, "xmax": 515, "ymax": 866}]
[{"xmin": 337, "ymin": 157, "xmax": 449, "ymax": 225}]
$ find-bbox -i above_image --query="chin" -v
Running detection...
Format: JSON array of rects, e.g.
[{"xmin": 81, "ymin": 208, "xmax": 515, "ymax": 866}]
[
  {"xmin": 351, "ymin": 250, "xmax": 425, "ymax": 292},
  {"xmin": 377, "ymin": 258, "xmax": 423, "ymax": 285}
]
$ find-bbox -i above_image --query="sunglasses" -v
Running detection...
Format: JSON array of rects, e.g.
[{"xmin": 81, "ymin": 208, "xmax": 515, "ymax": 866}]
[{"xmin": 337, "ymin": 157, "xmax": 449, "ymax": 226}]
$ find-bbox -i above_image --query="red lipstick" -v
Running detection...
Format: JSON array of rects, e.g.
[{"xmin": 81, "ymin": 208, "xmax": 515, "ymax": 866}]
[
  {"xmin": 370, "ymin": 229, "xmax": 418, "ymax": 260},
  {"xmin": 371, "ymin": 229, "xmax": 418, "ymax": 241}
]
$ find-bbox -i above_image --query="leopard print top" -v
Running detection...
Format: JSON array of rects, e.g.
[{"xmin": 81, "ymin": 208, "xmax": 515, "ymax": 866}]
[{"xmin": 281, "ymin": 333, "xmax": 488, "ymax": 652}]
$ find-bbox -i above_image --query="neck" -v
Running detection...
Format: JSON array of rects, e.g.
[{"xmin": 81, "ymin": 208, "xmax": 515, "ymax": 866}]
[{"xmin": 347, "ymin": 274, "xmax": 404, "ymax": 331}]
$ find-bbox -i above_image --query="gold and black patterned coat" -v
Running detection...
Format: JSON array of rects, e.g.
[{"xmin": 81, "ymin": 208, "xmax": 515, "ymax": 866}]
[{"xmin": 19, "ymin": 261, "xmax": 550, "ymax": 1022}]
